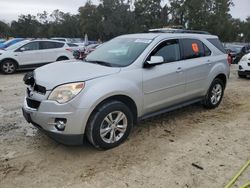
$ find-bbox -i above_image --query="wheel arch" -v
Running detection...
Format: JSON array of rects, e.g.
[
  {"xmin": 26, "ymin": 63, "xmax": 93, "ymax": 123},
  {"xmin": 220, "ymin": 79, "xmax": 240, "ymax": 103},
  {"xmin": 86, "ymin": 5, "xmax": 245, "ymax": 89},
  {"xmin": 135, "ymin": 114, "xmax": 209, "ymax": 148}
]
[
  {"xmin": 56, "ymin": 56, "xmax": 69, "ymax": 61},
  {"xmin": 0, "ymin": 58, "xmax": 19, "ymax": 67},
  {"xmin": 86, "ymin": 94, "xmax": 138, "ymax": 130},
  {"xmin": 214, "ymin": 73, "xmax": 227, "ymax": 87}
]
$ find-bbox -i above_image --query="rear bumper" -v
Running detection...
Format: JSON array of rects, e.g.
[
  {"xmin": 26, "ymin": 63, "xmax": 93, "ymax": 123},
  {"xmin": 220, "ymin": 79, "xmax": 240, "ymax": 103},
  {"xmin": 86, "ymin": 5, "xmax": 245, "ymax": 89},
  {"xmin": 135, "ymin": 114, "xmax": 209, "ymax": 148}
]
[{"xmin": 22, "ymin": 107, "xmax": 84, "ymax": 145}]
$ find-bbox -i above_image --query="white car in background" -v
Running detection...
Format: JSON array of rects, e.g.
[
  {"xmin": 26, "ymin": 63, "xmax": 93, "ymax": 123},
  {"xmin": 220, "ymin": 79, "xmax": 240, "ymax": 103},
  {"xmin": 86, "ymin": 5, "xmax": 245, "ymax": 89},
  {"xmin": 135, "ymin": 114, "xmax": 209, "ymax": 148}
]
[
  {"xmin": 51, "ymin": 38, "xmax": 86, "ymax": 47},
  {"xmin": 0, "ymin": 40, "xmax": 79, "ymax": 74},
  {"xmin": 238, "ymin": 53, "xmax": 250, "ymax": 78}
]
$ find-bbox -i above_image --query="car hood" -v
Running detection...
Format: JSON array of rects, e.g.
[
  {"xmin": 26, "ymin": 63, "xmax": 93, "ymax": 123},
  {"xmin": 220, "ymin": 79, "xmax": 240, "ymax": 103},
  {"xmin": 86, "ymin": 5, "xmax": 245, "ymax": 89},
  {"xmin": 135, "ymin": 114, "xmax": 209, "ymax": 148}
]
[{"xmin": 34, "ymin": 61, "xmax": 121, "ymax": 90}]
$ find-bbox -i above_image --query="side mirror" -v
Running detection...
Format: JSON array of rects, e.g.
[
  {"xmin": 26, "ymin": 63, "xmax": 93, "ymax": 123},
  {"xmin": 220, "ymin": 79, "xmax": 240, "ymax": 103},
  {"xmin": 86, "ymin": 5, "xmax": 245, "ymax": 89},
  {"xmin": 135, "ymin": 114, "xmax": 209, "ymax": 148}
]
[
  {"xmin": 147, "ymin": 56, "xmax": 164, "ymax": 65},
  {"xmin": 20, "ymin": 47, "xmax": 26, "ymax": 52}
]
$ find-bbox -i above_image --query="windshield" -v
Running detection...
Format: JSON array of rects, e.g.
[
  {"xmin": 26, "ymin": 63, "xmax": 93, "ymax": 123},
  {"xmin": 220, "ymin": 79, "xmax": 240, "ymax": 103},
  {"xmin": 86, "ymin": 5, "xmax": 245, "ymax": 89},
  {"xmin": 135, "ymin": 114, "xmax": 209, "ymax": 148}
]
[
  {"xmin": 5, "ymin": 40, "xmax": 29, "ymax": 51},
  {"xmin": 85, "ymin": 38, "xmax": 152, "ymax": 67}
]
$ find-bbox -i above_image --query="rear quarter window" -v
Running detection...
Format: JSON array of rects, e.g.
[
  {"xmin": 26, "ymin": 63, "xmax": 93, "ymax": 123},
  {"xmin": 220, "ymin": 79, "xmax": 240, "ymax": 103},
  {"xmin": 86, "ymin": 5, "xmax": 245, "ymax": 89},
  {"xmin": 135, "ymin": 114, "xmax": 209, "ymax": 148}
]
[{"xmin": 207, "ymin": 38, "xmax": 226, "ymax": 53}]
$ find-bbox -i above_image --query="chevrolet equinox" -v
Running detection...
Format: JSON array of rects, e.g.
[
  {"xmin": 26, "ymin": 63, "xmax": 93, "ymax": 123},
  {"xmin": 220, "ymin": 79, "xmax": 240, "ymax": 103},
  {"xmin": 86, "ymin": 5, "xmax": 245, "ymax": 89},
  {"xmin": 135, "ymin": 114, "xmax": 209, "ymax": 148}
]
[{"xmin": 22, "ymin": 32, "xmax": 230, "ymax": 149}]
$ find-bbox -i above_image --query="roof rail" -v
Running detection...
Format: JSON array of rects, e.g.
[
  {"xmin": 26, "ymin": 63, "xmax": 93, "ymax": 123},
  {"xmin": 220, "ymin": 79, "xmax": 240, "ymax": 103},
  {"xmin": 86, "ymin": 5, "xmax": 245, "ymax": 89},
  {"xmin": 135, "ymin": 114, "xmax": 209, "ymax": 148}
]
[{"xmin": 149, "ymin": 28, "xmax": 210, "ymax": 35}]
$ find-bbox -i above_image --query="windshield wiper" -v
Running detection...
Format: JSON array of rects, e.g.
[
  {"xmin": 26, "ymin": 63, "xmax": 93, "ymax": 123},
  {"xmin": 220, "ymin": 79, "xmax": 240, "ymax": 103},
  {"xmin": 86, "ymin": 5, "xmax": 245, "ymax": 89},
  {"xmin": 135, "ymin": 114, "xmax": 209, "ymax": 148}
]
[{"xmin": 86, "ymin": 60, "xmax": 113, "ymax": 67}]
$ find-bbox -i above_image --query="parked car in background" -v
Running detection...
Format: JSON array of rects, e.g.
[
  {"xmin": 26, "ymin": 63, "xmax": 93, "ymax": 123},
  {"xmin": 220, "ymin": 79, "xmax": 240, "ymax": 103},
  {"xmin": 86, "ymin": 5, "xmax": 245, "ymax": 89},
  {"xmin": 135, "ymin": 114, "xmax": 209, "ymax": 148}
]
[
  {"xmin": 71, "ymin": 38, "xmax": 86, "ymax": 47},
  {"xmin": 0, "ymin": 39, "xmax": 6, "ymax": 44},
  {"xmin": 238, "ymin": 53, "xmax": 250, "ymax": 78},
  {"xmin": 73, "ymin": 43, "xmax": 100, "ymax": 60},
  {"xmin": 0, "ymin": 38, "xmax": 24, "ymax": 49},
  {"xmin": 51, "ymin": 37, "xmax": 86, "ymax": 47},
  {"xmin": 51, "ymin": 37, "xmax": 73, "ymax": 43},
  {"xmin": 0, "ymin": 39, "xmax": 79, "ymax": 74},
  {"xmin": 22, "ymin": 31, "xmax": 229, "ymax": 149},
  {"xmin": 224, "ymin": 43, "xmax": 250, "ymax": 64}
]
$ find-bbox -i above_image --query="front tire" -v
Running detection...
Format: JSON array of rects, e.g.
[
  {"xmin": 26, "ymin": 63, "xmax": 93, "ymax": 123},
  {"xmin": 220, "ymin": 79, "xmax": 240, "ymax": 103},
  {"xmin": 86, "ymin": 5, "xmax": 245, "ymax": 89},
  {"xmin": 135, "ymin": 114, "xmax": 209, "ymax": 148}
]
[
  {"xmin": 86, "ymin": 101, "xmax": 133, "ymax": 150},
  {"xmin": 203, "ymin": 78, "xmax": 225, "ymax": 109},
  {"xmin": 0, "ymin": 60, "xmax": 17, "ymax": 74}
]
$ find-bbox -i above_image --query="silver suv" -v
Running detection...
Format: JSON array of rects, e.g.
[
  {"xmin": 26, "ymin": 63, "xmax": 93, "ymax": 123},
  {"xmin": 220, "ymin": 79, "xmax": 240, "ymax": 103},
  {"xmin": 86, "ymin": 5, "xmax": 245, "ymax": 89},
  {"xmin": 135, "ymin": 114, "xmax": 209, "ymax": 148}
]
[{"xmin": 22, "ymin": 33, "xmax": 230, "ymax": 149}]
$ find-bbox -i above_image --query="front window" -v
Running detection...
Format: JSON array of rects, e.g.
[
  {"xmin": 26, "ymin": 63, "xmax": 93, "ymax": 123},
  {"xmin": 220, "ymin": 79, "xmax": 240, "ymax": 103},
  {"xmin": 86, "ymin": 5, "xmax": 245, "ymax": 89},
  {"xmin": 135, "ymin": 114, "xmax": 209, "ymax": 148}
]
[
  {"xmin": 85, "ymin": 38, "xmax": 152, "ymax": 67},
  {"xmin": 20, "ymin": 42, "xmax": 39, "ymax": 51},
  {"xmin": 151, "ymin": 39, "xmax": 181, "ymax": 63}
]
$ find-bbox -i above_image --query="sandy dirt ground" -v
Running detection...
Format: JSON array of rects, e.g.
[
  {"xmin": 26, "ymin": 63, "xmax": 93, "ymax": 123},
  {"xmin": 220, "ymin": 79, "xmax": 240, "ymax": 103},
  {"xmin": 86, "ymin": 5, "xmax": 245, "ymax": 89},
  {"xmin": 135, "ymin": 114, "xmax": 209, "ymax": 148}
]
[{"xmin": 0, "ymin": 65, "xmax": 249, "ymax": 188}]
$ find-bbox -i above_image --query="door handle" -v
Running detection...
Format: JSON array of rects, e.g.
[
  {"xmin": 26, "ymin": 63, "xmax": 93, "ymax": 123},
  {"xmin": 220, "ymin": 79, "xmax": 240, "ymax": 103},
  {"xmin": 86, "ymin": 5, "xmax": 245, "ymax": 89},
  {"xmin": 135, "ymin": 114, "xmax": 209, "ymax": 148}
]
[{"xmin": 176, "ymin": 67, "xmax": 182, "ymax": 73}]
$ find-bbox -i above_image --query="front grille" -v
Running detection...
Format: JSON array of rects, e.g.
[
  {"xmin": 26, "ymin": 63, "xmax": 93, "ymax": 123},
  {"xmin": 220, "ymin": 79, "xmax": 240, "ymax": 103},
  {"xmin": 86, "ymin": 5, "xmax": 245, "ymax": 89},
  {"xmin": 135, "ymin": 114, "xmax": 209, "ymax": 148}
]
[
  {"xmin": 26, "ymin": 98, "xmax": 41, "ymax": 109},
  {"xmin": 33, "ymin": 84, "xmax": 46, "ymax": 95}
]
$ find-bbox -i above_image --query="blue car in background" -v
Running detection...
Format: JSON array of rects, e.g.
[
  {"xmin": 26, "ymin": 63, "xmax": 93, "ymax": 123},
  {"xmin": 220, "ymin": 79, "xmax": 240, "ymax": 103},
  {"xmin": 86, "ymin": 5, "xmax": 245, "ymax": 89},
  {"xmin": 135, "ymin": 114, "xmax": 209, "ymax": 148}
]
[
  {"xmin": 0, "ymin": 39, "xmax": 6, "ymax": 44},
  {"xmin": 0, "ymin": 38, "xmax": 24, "ymax": 49}
]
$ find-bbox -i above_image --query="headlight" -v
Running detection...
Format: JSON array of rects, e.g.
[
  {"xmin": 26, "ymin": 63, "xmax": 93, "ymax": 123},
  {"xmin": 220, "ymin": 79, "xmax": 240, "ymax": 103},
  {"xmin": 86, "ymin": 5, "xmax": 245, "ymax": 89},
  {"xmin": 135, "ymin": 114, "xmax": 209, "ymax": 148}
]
[{"xmin": 48, "ymin": 82, "xmax": 85, "ymax": 104}]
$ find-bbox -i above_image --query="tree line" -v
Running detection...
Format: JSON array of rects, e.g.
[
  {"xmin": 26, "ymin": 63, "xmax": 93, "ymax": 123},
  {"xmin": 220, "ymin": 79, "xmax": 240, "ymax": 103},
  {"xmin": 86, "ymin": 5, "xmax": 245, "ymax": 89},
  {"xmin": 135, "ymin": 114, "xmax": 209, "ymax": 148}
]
[{"xmin": 0, "ymin": 0, "xmax": 250, "ymax": 42}]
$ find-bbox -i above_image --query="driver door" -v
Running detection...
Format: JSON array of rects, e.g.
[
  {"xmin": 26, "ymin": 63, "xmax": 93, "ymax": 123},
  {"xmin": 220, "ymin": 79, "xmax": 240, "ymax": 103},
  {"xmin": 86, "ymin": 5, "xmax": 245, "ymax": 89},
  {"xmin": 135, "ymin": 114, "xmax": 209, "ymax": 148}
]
[
  {"xmin": 15, "ymin": 41, "xmax": 42, "ymax": 66},
  {"xmin": 142, "ymin": 39, "xmax": 186, "ymax": 114}
]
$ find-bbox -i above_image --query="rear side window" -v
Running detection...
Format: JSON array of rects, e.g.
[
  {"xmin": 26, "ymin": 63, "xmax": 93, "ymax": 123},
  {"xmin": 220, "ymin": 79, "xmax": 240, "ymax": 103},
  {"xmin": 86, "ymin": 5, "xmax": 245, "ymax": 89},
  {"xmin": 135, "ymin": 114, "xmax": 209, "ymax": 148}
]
[
  {"xmin": 151, "ymin": 39, "xmax": 181, "ymax": 63},
  {"xmin": 207, "ymin": 38, "xmax": 226, "ymax": 53},
  {"xmin": 181, "ymin": 39, "xmax": 209, "ymax": 59},
  {"xmin": 204, "ymin": 45, "xmax": 212, "ymax": 56},
  {"xmin": 40, "ymin": 41, "xmax": 64, "ymax": 49}
]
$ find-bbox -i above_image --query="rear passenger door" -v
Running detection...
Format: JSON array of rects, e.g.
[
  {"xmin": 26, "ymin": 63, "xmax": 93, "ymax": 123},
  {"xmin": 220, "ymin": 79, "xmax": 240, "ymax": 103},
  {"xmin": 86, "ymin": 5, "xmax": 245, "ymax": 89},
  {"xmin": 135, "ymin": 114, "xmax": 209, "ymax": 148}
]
[
  {"xmin": 39, "ymin": 41, "xmax": 65, "ymax": 63},
  {"xmin": 179, "ymin": 38, "xmax": 212, "ymax": 99}
]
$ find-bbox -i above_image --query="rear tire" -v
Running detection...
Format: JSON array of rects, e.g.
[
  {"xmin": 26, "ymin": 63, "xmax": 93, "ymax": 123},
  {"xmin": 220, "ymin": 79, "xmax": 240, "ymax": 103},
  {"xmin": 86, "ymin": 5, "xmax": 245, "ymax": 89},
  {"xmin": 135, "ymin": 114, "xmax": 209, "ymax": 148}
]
[
  {"xmin": 203, "ymin": 78, "xmax": 224, "ymax": 109},
  {"xmin": 86, "ymin": 101, "xmax": 133, "ymax": 150},
  {"xmin": 0, "ymin": 60, "xmax": 17, "ymax": 74}
]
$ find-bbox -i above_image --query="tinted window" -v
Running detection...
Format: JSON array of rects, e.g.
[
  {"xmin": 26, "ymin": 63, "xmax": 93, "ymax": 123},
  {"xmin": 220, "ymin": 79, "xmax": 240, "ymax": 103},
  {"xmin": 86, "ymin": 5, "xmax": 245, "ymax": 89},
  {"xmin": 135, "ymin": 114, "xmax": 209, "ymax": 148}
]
[
  {"xmin": 181, "ymin": 39, "xmax": 206, "ymax": 59},
  {"xmin": 21, "ymin": 42, "xmax": 39, "ymax": 51},
  {"xmin": 40, "ymin": 41, "xmax": 64, "ymax": 49},
  {"xmin": 151, "ymin": 39, "xmax": 180, "ymax": 63},
  {"xmin": 67, "ymin": 43, "xmax": 78, "ymax": 47},
  {"xmin": 207, "ymin": 38, "xmax": 226, "ymax": 53},
  {"xmin": 204, "ymin": 44, "xmax": 212, "ymax": 56}
]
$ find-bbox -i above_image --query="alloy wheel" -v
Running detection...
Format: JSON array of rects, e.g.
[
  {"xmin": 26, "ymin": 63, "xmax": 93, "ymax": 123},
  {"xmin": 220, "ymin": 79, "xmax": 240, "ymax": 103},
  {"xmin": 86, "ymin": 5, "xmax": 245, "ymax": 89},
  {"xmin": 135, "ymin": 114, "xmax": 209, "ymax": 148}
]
[
  {"xmin": 2, "ymin": 62, "xmax": 15, "ymax": 74},
  {"xmin": 210, "ymin": 83, "xmax": 222, "ymax": 105},
  {"xmin": 100, "ymin": 111, "xmax": 128, "ymax": 144}
]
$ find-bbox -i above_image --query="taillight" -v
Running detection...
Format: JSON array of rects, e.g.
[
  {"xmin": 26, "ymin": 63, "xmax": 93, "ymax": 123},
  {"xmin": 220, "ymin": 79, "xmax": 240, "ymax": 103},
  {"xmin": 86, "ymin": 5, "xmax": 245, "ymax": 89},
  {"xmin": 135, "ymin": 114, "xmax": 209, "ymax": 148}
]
[{"xmin": 227, "ymin": 54, "xmax": 232, "ymax": 65}]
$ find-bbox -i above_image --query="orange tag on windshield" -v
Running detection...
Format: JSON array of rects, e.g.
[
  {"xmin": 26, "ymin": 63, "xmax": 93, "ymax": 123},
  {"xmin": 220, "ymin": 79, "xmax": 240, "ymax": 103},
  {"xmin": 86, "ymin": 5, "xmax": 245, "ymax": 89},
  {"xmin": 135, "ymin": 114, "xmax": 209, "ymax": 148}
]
[{"xmin": 192, "ymin": 43, "xmax": 199, "ymax": 53}]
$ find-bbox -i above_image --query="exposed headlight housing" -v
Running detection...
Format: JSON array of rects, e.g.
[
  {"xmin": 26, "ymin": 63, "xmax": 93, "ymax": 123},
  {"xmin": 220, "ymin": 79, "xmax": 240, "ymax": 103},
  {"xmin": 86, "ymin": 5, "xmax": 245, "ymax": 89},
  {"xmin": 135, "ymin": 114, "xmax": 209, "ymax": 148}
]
[{"xmin": 48, "ymin": 82, "xmax": 85, "ymax": 104}]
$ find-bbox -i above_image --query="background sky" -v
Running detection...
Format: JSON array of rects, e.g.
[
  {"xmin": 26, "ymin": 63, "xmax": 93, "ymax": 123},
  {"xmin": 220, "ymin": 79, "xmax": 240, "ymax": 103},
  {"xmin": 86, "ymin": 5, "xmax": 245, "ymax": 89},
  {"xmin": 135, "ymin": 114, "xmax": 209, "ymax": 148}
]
[{"xmin": 0, "ymin": 0, "xmax": 249, "ymax": 23}]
